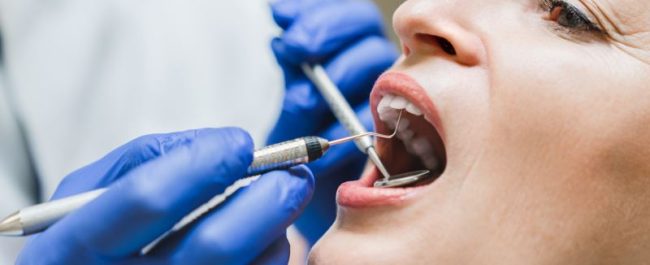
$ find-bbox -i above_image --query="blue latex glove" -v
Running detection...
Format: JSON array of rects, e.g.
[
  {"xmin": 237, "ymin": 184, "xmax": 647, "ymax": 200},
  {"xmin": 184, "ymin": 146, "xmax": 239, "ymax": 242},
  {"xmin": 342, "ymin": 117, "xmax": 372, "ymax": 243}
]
[
  {"xmin": 17, "ymin": 128, "xmax": 314, "ymax": 265},
  {"xmin": 268, "ymin": 0, "xmax": 398, "ymax": 244}
]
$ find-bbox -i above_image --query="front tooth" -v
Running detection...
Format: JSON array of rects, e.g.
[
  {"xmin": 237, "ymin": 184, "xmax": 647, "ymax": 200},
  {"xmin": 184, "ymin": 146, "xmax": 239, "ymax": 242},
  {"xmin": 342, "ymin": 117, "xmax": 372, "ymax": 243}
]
[
  {"xmin": 405, "ymin": 103, "xmax": 423, "ymax": 116},
  {"xmin": 377, "ymin": 94, "xmax": 395, "ymax": 114},
  {"xmin": 389, "ymin": 96, "xmax": 408, "ymax": 109},
  {"xmin": 379, "ymin": 109, "xmax": 398, "ymax": 123}
]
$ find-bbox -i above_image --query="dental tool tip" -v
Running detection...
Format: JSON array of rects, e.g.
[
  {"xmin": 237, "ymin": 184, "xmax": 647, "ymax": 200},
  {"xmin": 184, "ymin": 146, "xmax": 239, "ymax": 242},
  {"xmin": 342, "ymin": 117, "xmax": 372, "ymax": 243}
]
[
  {"xmin": 0, "ymin": 212, "xmax": 23, "ymax": 237},
  {"xmin": 367, "ymin": 147, "xmax": 391, "ymax": 180}
]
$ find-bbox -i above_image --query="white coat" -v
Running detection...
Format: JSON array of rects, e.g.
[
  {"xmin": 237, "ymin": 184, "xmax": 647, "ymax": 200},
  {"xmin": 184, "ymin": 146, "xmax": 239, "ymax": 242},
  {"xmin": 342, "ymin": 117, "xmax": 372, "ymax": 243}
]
[{"xmin": 0, "ymin": 0, "xmax": 284, "ymax": 262}]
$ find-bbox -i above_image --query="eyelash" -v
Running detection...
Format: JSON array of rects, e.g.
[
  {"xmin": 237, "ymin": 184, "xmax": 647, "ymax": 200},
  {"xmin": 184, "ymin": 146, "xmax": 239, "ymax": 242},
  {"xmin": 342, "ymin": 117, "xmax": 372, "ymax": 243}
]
[{"xmin": 541, "ymin": 0, "xmax": 604, "ymax": 35}]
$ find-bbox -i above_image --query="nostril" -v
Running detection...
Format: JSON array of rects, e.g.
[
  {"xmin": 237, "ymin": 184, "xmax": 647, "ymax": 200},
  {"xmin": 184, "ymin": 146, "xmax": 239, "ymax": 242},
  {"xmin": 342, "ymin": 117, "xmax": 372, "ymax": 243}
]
[
  {"xmin": 402, "ymin": 43, "xmax": 411, "ymax": 56},
  {"xmin": 415, "ymin": 34, "xmax": 457, "ymax": 56},
  {"xmin": 435, "ymin": 37, "xmax": 456, "ymax": 56}
]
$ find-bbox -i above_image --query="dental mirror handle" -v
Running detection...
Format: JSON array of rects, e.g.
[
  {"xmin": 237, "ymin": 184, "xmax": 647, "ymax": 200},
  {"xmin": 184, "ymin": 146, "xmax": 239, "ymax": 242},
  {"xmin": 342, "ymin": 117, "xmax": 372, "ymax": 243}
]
[
  {"xmin": 301, "ymin": 64, "xmax": 372, "ymax": 150},
  {"xmin": 301, "ymin": 64, "xmax": 391, "ymax": 179}
]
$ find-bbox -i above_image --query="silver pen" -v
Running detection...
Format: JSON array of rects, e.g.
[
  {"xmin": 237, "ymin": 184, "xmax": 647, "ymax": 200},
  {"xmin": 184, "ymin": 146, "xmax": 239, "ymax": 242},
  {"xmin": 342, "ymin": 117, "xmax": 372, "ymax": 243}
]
[
  {"xmin": 0, "ymin": 125, "xmax": 404, "ymax": 237},
  {"xmin": 301, "ymin": 64, "xmax": 392, "ymax": 180}
]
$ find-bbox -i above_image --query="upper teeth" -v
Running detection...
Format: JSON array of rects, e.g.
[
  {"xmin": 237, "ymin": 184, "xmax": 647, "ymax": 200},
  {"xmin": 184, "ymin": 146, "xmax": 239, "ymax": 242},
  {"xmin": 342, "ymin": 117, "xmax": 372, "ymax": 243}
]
[
  {"xmin": 378, "ymin": 94, "xmax": 423, "ymax": 122},
  {"xmin": 377, "ymin": 94, "xmax": 439, "ymax": 170}
]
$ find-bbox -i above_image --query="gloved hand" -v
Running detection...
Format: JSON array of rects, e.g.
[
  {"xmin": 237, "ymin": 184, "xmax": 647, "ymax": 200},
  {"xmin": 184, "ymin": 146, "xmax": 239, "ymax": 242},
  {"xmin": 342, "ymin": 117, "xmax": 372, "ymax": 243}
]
[
  {"xmin": 268, "ymin": 0, "xmax": 398, "ymax": 244},
  {"xmin": 17, "ymin": 128, "xmax": 314, "ymax": 265}
]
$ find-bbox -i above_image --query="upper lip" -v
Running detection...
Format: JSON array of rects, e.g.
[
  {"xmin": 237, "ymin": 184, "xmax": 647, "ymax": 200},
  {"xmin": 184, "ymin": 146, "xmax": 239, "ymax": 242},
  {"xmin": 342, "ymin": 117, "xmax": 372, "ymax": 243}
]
[{"xmin": 370, "ymin": 71, "xmax": 445, "ymax": 147}]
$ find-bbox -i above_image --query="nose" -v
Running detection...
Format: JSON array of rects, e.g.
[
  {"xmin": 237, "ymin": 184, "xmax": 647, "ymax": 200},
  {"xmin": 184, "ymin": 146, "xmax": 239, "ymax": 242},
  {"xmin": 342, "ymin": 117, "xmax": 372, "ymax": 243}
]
[{"xmin": 393, "ymin": 0, "xmax": 486, "ymax": 66}]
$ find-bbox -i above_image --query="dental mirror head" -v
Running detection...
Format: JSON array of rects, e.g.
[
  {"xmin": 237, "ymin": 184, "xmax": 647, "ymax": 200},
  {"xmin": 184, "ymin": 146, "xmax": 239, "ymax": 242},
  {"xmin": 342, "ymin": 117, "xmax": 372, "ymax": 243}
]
[{"xmin": 373, "ymin": 170, "xmax": 431, "ymax": 188}]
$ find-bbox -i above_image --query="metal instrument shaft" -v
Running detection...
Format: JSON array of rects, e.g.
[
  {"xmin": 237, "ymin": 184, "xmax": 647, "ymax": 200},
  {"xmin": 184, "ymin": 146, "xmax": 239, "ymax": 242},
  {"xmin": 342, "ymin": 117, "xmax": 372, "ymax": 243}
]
[{"xmin": 301, "ymin": 64, "xmax": 392, "ymax": 181}]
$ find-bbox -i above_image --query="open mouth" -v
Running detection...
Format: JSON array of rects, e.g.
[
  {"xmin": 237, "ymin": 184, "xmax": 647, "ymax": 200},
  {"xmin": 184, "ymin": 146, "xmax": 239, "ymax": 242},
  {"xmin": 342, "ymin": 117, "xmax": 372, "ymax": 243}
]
[
  {"xmin": 337, "ymin": 72, "xmax": 447, "ymax": 208},
  {"xmin": 373, "ymin": 93, "xmax": 446, "ymax": 186}
]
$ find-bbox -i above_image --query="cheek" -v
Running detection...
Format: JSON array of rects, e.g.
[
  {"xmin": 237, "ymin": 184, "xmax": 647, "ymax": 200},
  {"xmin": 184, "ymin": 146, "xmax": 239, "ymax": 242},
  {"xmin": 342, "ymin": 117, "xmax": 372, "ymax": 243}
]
[
  {"xmin": 310, "ymin": 230, "xmax": 425, "ymax": 265},
  {"xmin": 477, "ymin": 4, "xmax": 621, "ymax": 136},
  {"xmin": 486, "ymin": 30, "xmax": 650, "ymax": 164},
  {"xmin": 396, "ymin": 58, "xmax": 490, "ymax": 145},
  {"xmin": 491, "ymin": 39, "xmax": 611, "ymax": 132}
]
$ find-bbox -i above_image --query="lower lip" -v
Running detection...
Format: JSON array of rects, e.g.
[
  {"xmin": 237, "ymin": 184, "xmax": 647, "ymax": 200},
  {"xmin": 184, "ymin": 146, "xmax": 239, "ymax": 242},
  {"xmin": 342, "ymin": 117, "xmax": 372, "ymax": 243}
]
[{"xmin": 336, "ymin": 168, "xmax": 426, "ymax": 208}]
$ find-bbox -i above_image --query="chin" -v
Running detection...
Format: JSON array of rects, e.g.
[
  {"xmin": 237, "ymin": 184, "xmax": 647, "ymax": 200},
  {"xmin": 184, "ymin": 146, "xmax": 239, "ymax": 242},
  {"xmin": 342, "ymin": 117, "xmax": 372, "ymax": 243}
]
[{"xmin": 308, "ymin": 228, "xmax": 413, "ymax": 265}]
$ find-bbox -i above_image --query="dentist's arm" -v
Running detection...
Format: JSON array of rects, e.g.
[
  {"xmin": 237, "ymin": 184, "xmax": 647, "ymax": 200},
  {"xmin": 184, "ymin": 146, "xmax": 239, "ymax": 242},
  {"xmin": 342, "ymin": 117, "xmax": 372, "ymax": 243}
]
[
  {"xmin": 268, "ymin": 0, "xmax": 398, "ymax": 244},
  {"xmin": 17, "ymin": 128, "xmax": 314, "ymax": 265}
]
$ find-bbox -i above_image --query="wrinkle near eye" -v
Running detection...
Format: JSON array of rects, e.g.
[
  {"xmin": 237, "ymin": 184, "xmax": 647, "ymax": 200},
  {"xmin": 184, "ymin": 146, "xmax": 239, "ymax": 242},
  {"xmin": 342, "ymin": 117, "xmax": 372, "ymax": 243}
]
[
  {"xmin": 579, "ymin": 0, "xmax": 622, "ymax": 35},
  {"xmin": 581, "ymin": 0, "xmax": 650, "ymax": 63},
  {"xmin": 582, "ymin": 0, "xmax": 650, "ymax": 36}
]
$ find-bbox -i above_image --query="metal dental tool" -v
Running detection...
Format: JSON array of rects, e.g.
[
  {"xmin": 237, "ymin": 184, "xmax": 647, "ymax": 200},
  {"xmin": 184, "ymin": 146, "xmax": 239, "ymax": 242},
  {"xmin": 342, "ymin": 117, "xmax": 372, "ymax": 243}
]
[
  {"xmin": 0, "ymin": 116, "xmax": 407, "ymax": 237},
  {"xmin": 301, "ymin": 64, "xmax": 393, "ymax": 182},
  {"xmin": 373, "ymin": 170, "xmax": 431, "ymax": 188}
]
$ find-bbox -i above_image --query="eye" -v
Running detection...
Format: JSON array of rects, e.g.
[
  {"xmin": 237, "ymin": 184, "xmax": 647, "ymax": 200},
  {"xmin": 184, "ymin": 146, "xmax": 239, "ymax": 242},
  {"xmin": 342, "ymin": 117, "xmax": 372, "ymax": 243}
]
[{"xmin": 546, "ymin": 0, "xmax": 602, "ymax": 33}]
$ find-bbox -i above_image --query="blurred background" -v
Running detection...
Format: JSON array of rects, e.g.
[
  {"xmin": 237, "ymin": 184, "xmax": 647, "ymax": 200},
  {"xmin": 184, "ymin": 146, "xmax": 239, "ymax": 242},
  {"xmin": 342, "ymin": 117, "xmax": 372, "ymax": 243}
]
[{"xmin": 375, "ymin": 0, "xmax": 402, "ymax": 42}]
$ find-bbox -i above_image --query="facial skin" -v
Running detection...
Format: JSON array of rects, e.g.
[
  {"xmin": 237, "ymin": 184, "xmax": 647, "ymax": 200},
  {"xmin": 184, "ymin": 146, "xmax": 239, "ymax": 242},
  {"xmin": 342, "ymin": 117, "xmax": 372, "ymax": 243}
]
[{"xmin": 310, "ymin": 0, "xmax": 650, "ymax": 264}]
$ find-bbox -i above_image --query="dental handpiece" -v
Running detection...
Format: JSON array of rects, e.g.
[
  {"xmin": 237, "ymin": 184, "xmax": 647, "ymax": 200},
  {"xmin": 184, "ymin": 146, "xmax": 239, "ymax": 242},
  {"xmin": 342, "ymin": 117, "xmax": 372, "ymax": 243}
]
[
  {"xmin": 0, "ymin": 131, "xmax": 397, "ymax": 237},
  {"xmin": 301, "ymin": 64, "xmax": 392, "ymax": 181}
]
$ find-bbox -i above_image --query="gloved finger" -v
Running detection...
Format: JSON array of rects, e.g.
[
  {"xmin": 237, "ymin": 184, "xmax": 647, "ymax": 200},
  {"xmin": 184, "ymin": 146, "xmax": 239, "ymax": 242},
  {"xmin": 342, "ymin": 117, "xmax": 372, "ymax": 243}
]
[
  {"xmin": 274, "ymin": 1, "xmax": 386, "ymax": 65},
  {"xmin": 274, "ymin": 36, "xmax": 397, "ymax": 108},
  {"xmin": 35, "ymin": 128, "xmax": 254, "ymax": 262},
  {"xmin": 250, "ymin": 235, "xmax": 291, "ymax": 265},
  {"xmin": 267, "ymin": 75, "xmax": 328, "ymax": 143},
  {"xmin": 284, "ymin": 36, "xmax": 396, "ymax": 110},
  {"xmin": 50, "ymin": 129, "xmax": 203, "ymax": 200},
  {"xmin": 270, "ymin": 0, "xmax": 340, "ymax": 30},
  {"xmin": 167, "ymin": 166, "xmax": 314, "ymax": 265},
  {"xmin": 147, "ymin": 233, "xmax": 290, "ymax": 265},
  {"xmin": 17, "ymin": 130, "xmax": 205, "ymax": 265},
  {"xmin": 268, "ymin": 37, "xmax": 396, "ymax": 143}
]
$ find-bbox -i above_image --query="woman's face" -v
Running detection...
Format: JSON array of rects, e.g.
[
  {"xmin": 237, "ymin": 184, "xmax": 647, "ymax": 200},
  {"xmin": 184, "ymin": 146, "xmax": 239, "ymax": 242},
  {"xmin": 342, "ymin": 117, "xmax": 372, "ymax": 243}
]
[{"xmin": 311, "ymin": 0, "xmax": 650, "ymax": 264}]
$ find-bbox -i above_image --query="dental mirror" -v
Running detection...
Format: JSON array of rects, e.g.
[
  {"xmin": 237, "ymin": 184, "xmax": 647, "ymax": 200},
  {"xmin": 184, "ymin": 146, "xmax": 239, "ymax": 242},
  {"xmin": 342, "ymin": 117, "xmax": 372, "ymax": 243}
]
[
  {"xmin": 327, "ymin": 110, "xmax": 433, "ymax": 188},
  {"xmin": 373, "ymin": 170, "xmax": 431, "ymax": 188}
]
